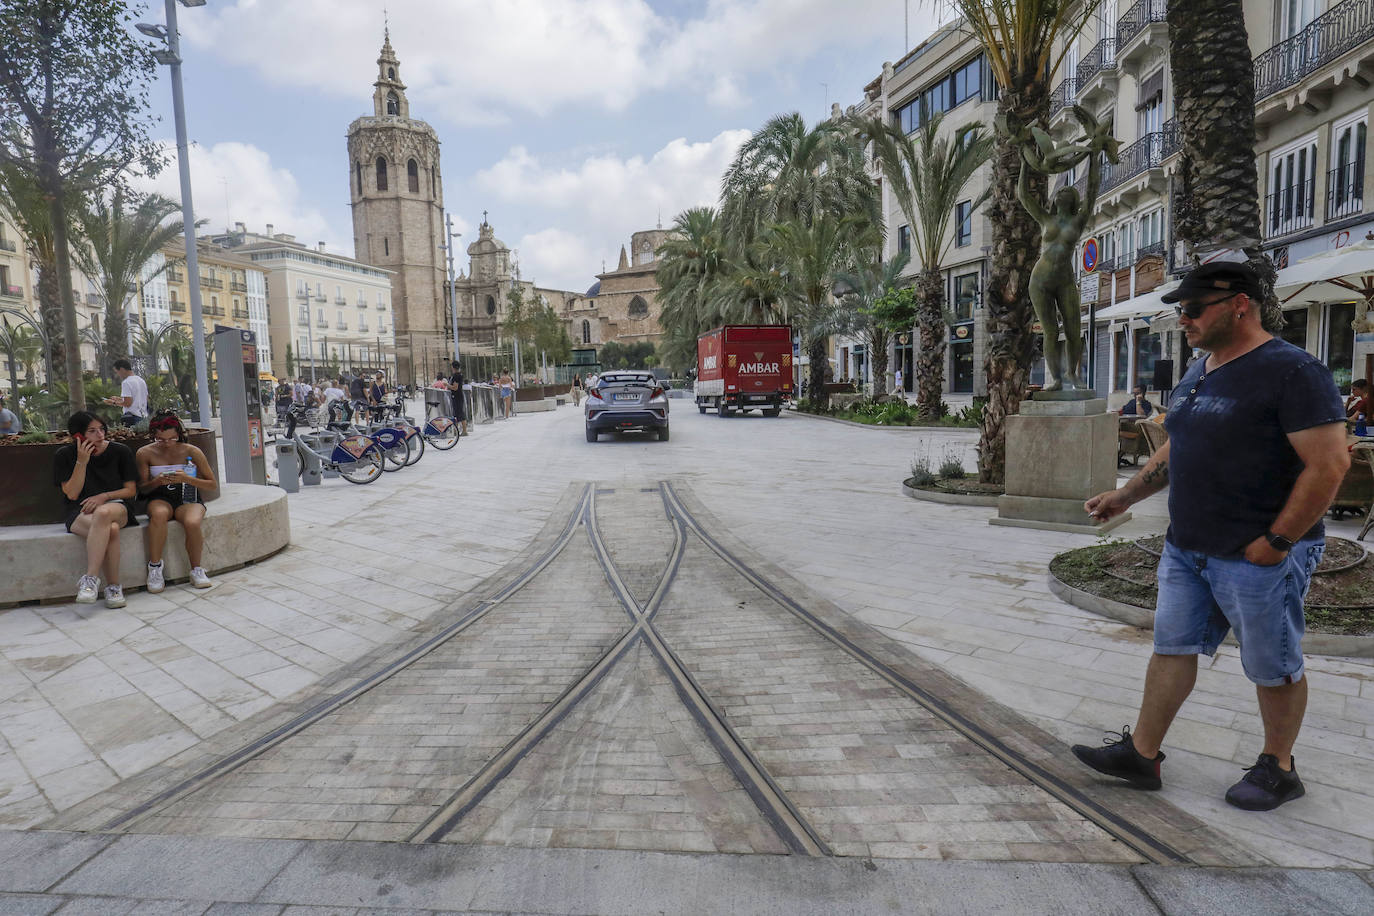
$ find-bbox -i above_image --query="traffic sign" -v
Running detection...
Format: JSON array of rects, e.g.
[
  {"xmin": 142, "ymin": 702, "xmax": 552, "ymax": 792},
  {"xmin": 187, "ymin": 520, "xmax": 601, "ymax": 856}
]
[{"xmin": 1082, "ymin": 237, "xmax": 1099, "ymax": 273}]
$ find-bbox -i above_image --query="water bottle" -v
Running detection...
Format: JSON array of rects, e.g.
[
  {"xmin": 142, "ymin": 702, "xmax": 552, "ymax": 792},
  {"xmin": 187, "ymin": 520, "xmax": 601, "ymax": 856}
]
[
  {"xmin": 1357, "ymin": 413, "xmax": 1368, "ymax": 437},
  {"xmin": 181, "ymin": 457, "xmax": 198, "ymax": 503}
]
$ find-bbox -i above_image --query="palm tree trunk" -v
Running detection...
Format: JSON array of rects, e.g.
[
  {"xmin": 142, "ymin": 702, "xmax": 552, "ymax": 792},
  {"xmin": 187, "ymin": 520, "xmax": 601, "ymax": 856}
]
[
  {"xmin": 1167, "ymin": 0, "xmax": 1278, "ymax": 329},
  {"xmin": 103, "ymin": 301, "xmax": 127, "ymax": 379},
  {"xmin": 40, "ymin": 153, "xmax": 84, "ymax": 412},
  {"xmin": 871, "ymin": 330, "xmax": 890, "ymax": 399},
  {"xmin": 37, "ymin": 264, "xmax": 62, "ymax": 385},
  {"xmin": 915, "ymin": 268, "xmax": 947, "ymax": 417},
  {"xmin": 978, "ymin": 89, "xmax": 1044, "ymax": 483},
  {"xmin": 807, "ymin": 337, "xmax": 827, "ymax": 406}
]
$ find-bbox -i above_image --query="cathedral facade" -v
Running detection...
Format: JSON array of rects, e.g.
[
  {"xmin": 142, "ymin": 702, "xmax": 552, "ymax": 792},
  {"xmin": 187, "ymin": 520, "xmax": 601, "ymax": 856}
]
[{"xmin": 346, "ymin": 31, "xmax": 445, "ymax": 382}]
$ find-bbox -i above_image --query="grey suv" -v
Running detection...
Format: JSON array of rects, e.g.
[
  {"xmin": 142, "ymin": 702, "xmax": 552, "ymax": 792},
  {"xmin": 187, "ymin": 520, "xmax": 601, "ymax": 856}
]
[{"xmin": 584, "ymin": 371, "xmax": 670, "ymax": 442}]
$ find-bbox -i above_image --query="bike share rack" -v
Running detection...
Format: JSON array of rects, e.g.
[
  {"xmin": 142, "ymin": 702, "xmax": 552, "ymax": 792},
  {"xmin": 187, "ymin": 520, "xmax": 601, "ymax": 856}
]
[{"xmin": 275, "ymin": 439, "xmax": 301, "ymax": 493}]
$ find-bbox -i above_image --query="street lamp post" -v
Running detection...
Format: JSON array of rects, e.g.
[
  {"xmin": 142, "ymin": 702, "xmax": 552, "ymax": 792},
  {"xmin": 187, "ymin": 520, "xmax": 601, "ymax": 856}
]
[
  {"xmin": 439, "ymin": 211, "xmax": 461, "ymax": 366},
  {"xmin": 138, "ymin": 0, "xmax": 212, "ymax": 424}
]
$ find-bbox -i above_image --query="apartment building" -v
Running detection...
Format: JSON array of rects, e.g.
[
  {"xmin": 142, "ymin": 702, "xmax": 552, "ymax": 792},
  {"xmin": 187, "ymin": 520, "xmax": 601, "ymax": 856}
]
[
  {"xmin": 859, "ymin": 0, "xmax": 1373, "ymax": 401},
  {"xmin": 208, "ymin": 224, "xmax": 396, "ymax": 381}
]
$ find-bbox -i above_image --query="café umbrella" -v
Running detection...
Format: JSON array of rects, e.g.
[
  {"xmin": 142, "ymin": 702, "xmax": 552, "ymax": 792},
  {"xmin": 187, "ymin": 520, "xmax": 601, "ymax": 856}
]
[{"xmin": 1274, "ymin": 234, "xmax": 1374, "ymax": 326}]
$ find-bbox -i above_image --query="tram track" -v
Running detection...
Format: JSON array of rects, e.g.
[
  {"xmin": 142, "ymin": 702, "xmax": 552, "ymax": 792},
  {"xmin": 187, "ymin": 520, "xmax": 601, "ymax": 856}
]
[{"xmin": 72, "ymin": 478, "xmax": 1247, "ymax": 867}]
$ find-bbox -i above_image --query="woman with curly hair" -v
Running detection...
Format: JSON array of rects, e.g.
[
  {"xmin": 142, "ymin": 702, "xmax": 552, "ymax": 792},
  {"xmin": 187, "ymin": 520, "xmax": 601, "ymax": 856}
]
[{"xmin": 136, "ymin": 411, "xmax": 218, "ymax": 592}]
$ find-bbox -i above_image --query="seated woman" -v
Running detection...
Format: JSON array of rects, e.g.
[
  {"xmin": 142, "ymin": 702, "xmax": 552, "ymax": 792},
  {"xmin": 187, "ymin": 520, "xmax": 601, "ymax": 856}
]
[
  {"xmin": 136, "ymin": 410, "xmax": 218, "ymax": 592},
  {"xmin": 54, "ymin": 411, "xmax": 138, "ymax": 608}
]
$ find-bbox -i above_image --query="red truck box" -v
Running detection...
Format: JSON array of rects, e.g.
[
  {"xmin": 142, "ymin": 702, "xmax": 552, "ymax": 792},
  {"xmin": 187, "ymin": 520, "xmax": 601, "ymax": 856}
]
[{"xmin": 695, "ymin": 325, "xmax": 793, "ymax": 416}]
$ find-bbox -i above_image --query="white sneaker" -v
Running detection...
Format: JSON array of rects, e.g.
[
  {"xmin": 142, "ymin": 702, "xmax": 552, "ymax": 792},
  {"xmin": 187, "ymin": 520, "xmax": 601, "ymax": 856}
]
[
  {"xmin": 104, "ymin": 585, "xmax": 126, "ymax": 609},
  {"xmin": 146, "ymin": 562, "xmax": 165, "ymax": 593},
  {"xmin": 189, "ymin": 567, "xmax": 212, "ymax": 589},
  {"xmin": 75, "ymin": 575, "xmax": 99, "ymax": 604}
]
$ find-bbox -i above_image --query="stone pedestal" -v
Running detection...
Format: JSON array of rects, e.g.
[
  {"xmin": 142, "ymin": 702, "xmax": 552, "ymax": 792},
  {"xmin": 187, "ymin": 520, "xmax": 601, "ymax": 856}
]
[{"xmin": 990, "ymin": 397, "xmax": 1131, "ymax": 535}]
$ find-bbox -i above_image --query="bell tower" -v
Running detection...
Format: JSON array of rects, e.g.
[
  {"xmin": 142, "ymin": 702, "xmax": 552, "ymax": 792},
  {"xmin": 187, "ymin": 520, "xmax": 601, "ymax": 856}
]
[{"xmin": 347, "ymin": 26, "xmax": 445, "ymax": 383}]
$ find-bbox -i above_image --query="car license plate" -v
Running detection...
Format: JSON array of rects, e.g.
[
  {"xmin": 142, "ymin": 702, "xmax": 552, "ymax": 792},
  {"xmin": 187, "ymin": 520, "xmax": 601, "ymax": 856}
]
[{"xmin": 614, "ymin": 394, "xmax": 638, "ymax": 401}]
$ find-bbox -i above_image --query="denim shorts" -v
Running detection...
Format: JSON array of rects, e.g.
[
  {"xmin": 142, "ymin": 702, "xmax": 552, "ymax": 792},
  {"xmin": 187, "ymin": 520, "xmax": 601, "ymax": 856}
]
[{"xmin": 1154, "ymin": 538, "xmax": 1324, "ymax": 687}]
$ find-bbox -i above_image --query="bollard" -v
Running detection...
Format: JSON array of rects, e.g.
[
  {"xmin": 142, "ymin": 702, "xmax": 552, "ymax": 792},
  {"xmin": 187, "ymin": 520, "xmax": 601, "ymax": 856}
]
[
  {"xmin": 275, "ymin": 439, "xmax": 300, "ymax": 493},
  {"xmin": 315, "ymin": 431, "xmax": 341, "ymax": 478},
  {"xmin": 296, "ymin": 436, "xmax": 324, "ymax": 487}
]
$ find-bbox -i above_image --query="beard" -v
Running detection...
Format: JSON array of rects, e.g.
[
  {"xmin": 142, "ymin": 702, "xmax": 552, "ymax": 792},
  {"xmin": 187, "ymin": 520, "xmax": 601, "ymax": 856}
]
[{"xmin": 1187, "ymin": 307, "xmax": 1238, "ymax": 352}]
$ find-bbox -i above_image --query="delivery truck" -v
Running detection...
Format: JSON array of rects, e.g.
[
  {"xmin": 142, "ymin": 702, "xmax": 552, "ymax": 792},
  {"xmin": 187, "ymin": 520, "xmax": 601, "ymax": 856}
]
[{"xmin": 695, "ymin": 325, "xmax": 793, "ymax": 417}]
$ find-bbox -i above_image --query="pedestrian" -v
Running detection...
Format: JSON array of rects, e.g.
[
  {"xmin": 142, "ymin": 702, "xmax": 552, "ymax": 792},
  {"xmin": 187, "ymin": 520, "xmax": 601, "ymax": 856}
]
[
  {"xmin": 274, "ymin": 380, "xmax": 293, "ymax": 426},
  {"xmin": 106, "ymin": 358, "xmax": 149, "ymax": 428},
  {"xmin": 1077, "ymin": 262, "xmax": 1349, "ymax": 811},
  {"xmin": 498, "ymin": 367, "xmax": 514, "ymax": 419},
  {"xmin": 137, "ymin": 410, "xmax": 217, "ymax": 591},
  {"xmin": 0, "ymin": 393, "xmax": 21, "ymax": 435},
  {"xmin": 571, "ymin": 373, "xmax": 583, "ymax": 407},
  {"xmin": 447, "ymin": 361, "xmax": 467, "ymax": 435},
  {"xmin": 893, "ymin": 368, "xmax": 904, "ymax": 397},
  {"xmin": 54, "ymin": 411, "xmax": 138, "ymax": 607}
]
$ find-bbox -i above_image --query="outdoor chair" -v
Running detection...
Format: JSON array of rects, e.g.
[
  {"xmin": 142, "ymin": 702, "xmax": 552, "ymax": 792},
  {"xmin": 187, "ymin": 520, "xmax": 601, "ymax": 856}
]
[
  {"xmin": 1118, "ymin": 418, "xmax": 1146, "ymax": 467},
  {"xmin": 1137, "ymin": 418, "xmax": 1169, "ymax": 460}
]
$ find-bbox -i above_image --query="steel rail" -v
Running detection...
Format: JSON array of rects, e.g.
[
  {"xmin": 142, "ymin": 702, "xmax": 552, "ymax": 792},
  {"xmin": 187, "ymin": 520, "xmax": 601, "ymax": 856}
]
[{"xmin": 660, "ymin": 480, "xmax": 1189, "ymax": 866}]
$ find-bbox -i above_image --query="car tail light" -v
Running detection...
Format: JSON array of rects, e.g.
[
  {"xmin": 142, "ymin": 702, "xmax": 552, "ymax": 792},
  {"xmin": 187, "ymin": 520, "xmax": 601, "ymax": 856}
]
[{"xmin": 651, "ymin": 386, "xmax": 664, "ymax": 399}]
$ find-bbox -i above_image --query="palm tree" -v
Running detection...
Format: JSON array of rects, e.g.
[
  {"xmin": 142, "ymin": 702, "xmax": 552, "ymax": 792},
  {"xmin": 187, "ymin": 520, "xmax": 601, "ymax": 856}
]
[
  {"xmin": 0, "ymin": 162, "xmax": 70, "ymax": 383},
  {"xmin": 0, "ymin": 316, "xmax": 41, "ymax": 396},
  {"xmin": 831, "ymin": 250, "xmax": 913, "ymax": 399},
  {"xmin": 854, "ymin": 112, "xmax": 993, "ymax": 416},
  {"xmin": 73, "ymin": 189, "xmax": 184, "ymax": 378},
  {"xmin": 1166, "ymin": 0, "xmax": 1279, "ymax": 329},
  {"xmin": 941, "ymin": 0, "xmax": 1105, "ymax": 482},
  {"xmin": 656, "ymin": 206, "xmax": 733, "ymax": 368}
]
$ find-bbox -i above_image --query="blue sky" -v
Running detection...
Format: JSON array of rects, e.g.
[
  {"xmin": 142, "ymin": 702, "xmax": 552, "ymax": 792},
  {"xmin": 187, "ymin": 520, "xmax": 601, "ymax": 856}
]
[{"xmin": 134, "ymin": 0, "xmax": 949, "ymax": 292}]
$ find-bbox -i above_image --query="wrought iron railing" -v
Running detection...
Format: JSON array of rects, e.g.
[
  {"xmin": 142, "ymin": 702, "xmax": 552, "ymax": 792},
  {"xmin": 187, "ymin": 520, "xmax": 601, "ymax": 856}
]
[
  {"xmin": 1327, "ymin": 159, "xmax": 1366, "ymax": 220},
  {"xmin": 232, "ymin": 308, "xmax": 250, "ymax": 319},
  {"xmin": 201, "ymin": 277, "xmax": 223, "ymax": 290},
  {"xmin": 170, "ymin": 301, "xmax": 186, "ymax": 312},
  {"xmin": 313, "ymin": 291, "xmax": 326, "ymax": 301},
  {"xmin": 1160, "ymin": 118, "xmax": 1180, "ymax": 159},
  {"xmin": 1076, "ymin": 37, "xmax": 1117, "ymax": 88},
  {"xmin": 1050, "ymin": 76, "xmax": 1078, "ymax": 115},
  {"xmin": 230, "ymin": 281, "xmax": 248, "ymax": 293},
  {"xmin": 206, "ymin": 306, "xmax": 225, "ymax": 317},
  {"xmin": 1096, "ymin": 257, "xmax": 1117, "ymax": 274},
  {"xmin": 316, "ymin": 319, "xmax": 329, "ymax": 328},
  {"xmin": 166, "ymin": 268, "xmax": 183, "ymax": 282},
  {"xmin": 1116, "ymin": 0, "xmax": 1168, "ymax": 51},
  {"xmin": 1254, "ymin": 0, "xmax": 1374, "ymax": 101},
  {"xmin": 1265, "ymin": 177, "xmax": 1317, "ymax": 238},
  {"xmin": 1137, "ymin": 241, "xmax": 1166, "ymax": 260},
  {"xmin": 335, "ymin": 296, "xmax": 348, "ymax": 305},
  {"xmin": 296, "ymin": 317, "xmax": 308, "ymax": 327},
  {"xmin": 1101, "ymin": 130, "xmax": 1170, "ymax": 192}
]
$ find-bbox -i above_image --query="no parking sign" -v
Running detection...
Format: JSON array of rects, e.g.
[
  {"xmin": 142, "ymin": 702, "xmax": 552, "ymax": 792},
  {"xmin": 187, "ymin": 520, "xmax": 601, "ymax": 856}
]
[{"xmin": 1082, "ymin": 237, "xmax": 1099, "ymax": 273}]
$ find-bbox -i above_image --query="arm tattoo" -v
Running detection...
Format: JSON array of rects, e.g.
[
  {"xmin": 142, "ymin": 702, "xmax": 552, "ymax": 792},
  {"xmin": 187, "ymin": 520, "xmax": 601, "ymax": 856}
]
[{"xmin": 1141, "ymin": 460, "xmax": 1169, "ymax": 488}]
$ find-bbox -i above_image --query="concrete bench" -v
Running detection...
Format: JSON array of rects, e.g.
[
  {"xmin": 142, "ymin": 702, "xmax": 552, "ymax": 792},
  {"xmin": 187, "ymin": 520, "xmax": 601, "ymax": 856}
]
[{"xmin": 0, "ymin": 484, "xmax": 290, "ymax": 607}]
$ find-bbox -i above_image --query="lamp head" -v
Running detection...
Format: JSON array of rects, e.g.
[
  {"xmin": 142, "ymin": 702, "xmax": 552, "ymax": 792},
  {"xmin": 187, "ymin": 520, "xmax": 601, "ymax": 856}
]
[
  {"xmin": 178, "ymin": 0, "xmax": 209, "ymax": 7},
  {"xmin": 153, "ymin": 49, "xmax": 181, "ymax": 66},
  {"xmin": 135, "ymin": 22, "xmax": 167, "ymax": 38}
]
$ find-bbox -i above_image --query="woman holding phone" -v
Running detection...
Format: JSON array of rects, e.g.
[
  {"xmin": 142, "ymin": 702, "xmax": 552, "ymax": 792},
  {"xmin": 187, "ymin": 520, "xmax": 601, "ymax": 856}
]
[
  {"xmin": 53, "ymin": 411, "xmax": 139, "ymax": 607},
  {"xmin": 136, "ymin": 410, "xmax": 217, "ymax": 592}
]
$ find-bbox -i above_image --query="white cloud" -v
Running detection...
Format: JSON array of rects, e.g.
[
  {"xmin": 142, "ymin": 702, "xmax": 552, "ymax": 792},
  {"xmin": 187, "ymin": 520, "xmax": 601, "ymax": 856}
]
[
  {"xmin": 180, "ymin": 0, "xmax": 940, "ymax": 124},
  {"xmin": 132, "ymin": 140, "xmax": 350, "ymax": 254},
  {"xmin": 472, "ymin": 129, "xmax": 750, "ymax": 291}
]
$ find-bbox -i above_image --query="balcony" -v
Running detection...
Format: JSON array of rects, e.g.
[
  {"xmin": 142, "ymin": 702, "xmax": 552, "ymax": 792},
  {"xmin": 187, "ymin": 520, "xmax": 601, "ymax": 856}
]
[
  {"xmin": 230, "ymin": 280, "xmax": 248, "ymax": 293},
  {"xmin": 1, "ymin": 284, "xmax": 22, "ymax": 299},
  {"xmin": 1255, "ymin": 0, "xmax": 1374, "ymax": 114},
  {"xmin": 232, "ymin": 308, "xmax": 250, "ymax": 320},
  {"xmin": 200, "ymin": 277, "xmax": 223, "ymax": 290},
  {"xmin": 297, "ymin": 317, "xmax": 309, "ymax": 327},
  {"xmin": 171, "ymin": 301, "xmax": 186, "ymax": 313},
  {"xmin": 313, "ymin": 291, "xmax": 327, "ymax": 301},
  {"xmin": 85, "ymin": 293, "xmax": 102, "ymax": 305},
  {"xmin": 1136, "ymin": 240, "xmax": 1166, "ymax": 261},
  {"xmin": 335, "ymin": 322, "xmax": 348, "ymax": 330},
  {"xmin": 0, "ymin": 238, "xmax": 16, "ymax": 253},
  {"xmin": 356, "ymin": 299, "xmax": 367, "ymax": 308},
  {"xmin": 1101, "ymin": 130, "xmax": 1171, "ymax": 195},
  {"xmin": 1049, "ymin": 75, "xmax": 1079, "ymax": 128},
  {"xmin": 296, "ymin": 288, "xmax": 309, "ymax": 300},
  {"xmin": 316, "ymin": 319, "xmax": 329, "ymax": 328},
  {"xmin": 1327, "ymin": 160, "xmax": 1366, "ymax": 221},
  {"xmin": 1075, "ymin": 37, "xmax": 1117, "ymax": 105},
  {"xmin": 333, "ymin": 295, "xmax": 346, "ymax": 305},
  {"xmin": 1115, "ymin": 0, "xmax": 1169, "ymax": 76},
  {"xmin": 377, "ymin": 302, "xmax": 386, "ymax": 311},
  {"xmin": 166, "ymin": 268, "xmax": 184, "ymax": 283},
  {"xmin": 1265, "ymin": 178, "xmax": 1317, "ymax": 239}
]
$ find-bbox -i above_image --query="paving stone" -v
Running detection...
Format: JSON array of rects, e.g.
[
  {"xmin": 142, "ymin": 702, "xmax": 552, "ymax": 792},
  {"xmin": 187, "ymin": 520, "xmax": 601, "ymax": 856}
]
[
  {"xmin": 0, "ymin": 829, "xmax": 113, "ymax": 893},
  {"xmin": 53, "ymin": 834, "xmax": 303, "ymax": 903},
  {"xmin": 1132, "ymin": 865, "xmax": 1374, "ymax": 915}
]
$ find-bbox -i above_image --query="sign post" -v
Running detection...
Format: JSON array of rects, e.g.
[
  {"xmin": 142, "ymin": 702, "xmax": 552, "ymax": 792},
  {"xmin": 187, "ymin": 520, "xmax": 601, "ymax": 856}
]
[{"xmin": 1082, "ymin": 238, "xmax": 1099, "ymax": 390}]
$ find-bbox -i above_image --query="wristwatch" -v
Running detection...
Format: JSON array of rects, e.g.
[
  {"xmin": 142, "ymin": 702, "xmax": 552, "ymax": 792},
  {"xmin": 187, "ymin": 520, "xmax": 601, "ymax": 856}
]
[{"xmin": 1265, "ymin": 531, "xmax": 1295, "ymax": 552}]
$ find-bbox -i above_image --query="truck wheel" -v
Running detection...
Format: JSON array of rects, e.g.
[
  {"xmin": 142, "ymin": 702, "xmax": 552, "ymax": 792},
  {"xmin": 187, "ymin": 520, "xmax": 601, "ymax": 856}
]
[
  {"xmin": 585, "ymin": 427, "xmax": 598, "ymax": 442},
  {"xmin": 764, "ymin": 406, "xmax": 781, "ymax": 417},
  {"xmin": 717, "ymin": 400, "xmax": 729, "ymax": 417},
  {"xmin": 658, "ymin": 425, "xmax": 670, "ymax": 442},
  {"xmin": 697, "ymin": 403, "xmax": 706, "ymax": 414}
]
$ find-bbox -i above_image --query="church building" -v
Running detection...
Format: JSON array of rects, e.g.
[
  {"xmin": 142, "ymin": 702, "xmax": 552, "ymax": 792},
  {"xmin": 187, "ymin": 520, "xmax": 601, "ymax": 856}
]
[{"xmin": 346, "ymin": 29, "xmax": 445, "ymax": 383}]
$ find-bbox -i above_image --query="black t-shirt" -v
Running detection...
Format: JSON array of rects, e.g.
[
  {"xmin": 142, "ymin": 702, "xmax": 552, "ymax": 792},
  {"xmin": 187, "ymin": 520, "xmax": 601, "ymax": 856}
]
[
  {"xmin": 52, "ymin": 442, "xmax": 137, "ymax": 511},
  {"xmin": 349, "ymin": 377, "xmax": 366, "ymax": 400},
  {"xmin": 447, "ymin": 370, "xmax": 464, "ymax": 390},
  {"xmin": 1164, "ymin": 338, "xmax": 1345, "ymax": 557}
]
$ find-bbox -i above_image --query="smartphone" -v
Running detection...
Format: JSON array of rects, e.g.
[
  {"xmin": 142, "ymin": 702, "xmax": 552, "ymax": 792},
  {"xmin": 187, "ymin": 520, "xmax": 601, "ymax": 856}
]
[{"xmin": 74, "ymin": 432, "xmax": 85, "ymax": 442}]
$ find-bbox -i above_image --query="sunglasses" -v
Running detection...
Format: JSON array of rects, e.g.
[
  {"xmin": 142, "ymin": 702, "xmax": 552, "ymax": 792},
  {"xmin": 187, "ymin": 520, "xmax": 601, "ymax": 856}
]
[{"xmin": 1174, "ymin": 292, "xmax": 1239, "ymax": 320}]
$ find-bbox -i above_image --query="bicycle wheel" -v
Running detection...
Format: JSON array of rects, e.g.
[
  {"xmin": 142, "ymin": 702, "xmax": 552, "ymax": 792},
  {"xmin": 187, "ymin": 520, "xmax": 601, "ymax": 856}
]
[
  {"xmin": 426, "ymin": 418, "xmax": 459, "ymax": 450},
  {"xmin": 403, "ymin": 426, "xmax": 424, "ymax": 465},
  {"xmin": 381, "ymin": 435, "xmax": 411, "ymax": 470},
  {"xmin": 337, "ymin": 447, "xmax": 384, "ymax": 484}
]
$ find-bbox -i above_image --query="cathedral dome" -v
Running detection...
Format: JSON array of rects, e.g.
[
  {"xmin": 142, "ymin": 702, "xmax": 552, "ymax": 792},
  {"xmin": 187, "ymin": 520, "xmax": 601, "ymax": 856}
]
[{"xmin": 585, "ymin": 280, "xmax": 601, "ymax": 298}]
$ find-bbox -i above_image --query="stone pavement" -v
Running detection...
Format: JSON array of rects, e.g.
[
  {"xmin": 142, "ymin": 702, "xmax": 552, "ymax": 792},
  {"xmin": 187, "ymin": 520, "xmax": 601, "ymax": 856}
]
[{"xmin": 1, "ymin": 399, "xmax": 1373, "ymax": 906}]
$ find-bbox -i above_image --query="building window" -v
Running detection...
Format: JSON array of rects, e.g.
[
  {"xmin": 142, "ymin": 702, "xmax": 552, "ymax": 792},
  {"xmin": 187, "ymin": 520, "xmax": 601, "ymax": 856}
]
[
  {"xmin": 1330, "ymin": 113, "xmax": 1366, "ymax": 220},
  {"xmin": 628, "ymin": 295, "xmax": 648, "ymax": 318},
  {"xmin": 897, "ymin": 225, "xmax": 911, "ymax": 256},
  {"xmin": 1113, "ymin": 330, "xmax": 1129, "ymax": 391},
  {"xmin": 486, "ymin": 295, "xmax": 496, "ymax": 316},
  {"xmin": 1138, "ymin": 209, "xmax": 1164, "ymax": 250},
  {"xmin": 383, "ymin": 237, "xmax": 389, "ymax": 256},
  {"xmin": 954, "ymin": 201, "xmax": 972, "ymax": 247},
  {"xmin": 1267, "ymin": 134, "xmax": 1318, "ymax": 237},
  {"xmin": 891, "ymin": 55, "xmax": 983, "ymax": 134},
  {"xmin": 356, "ymin": 161, "xmax": 362, "ymax": 195},
  {"xmin": 1134, "ymin": 327, "xmax": 1161, "ymax": 390},
  {"xmin": 375, "ymin": 157, "xmax": 388, "ymax": 191},
  {"xmin": 952, "ymin": 272, "xmax": 978, "ymax": 323},
  {"xmin": 386, "ymin": 91, "xmax": 399, "ymax": 115},
  {"xmin": 407, "ymin": 158, "xmax": 420, "ymax": 193},
  {"xmin": 430, "ymin": 166, "xmax": 436, "ymax": 196},
  {"xmin": 1326, "ymin": 302, "xmax": 1356, "ymax": 387},
  {"xmin": 582, "ymin": 319, "xmax": 591, "ymax": 344}
]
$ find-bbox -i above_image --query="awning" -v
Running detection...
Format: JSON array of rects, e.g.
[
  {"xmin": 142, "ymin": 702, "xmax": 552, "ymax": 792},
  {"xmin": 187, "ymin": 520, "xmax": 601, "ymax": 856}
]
[
  {"xmin": 1274, "ymin": 237, "xmax": 1374, "ymax": 307},
  {"xmin": 1091, "ymin": 282, "xmax": 1180, "ymax": 321}
]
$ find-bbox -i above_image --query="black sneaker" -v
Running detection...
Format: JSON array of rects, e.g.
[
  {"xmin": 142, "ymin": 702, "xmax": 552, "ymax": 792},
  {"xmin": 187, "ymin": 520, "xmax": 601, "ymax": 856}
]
[
  {"xmin": 1225, "ymin": 754, "xmax": 1305, "ymax": 811},
  {"xmin": 1071, "ymin": 726, "xmax": 1164, "ymax": 790}
]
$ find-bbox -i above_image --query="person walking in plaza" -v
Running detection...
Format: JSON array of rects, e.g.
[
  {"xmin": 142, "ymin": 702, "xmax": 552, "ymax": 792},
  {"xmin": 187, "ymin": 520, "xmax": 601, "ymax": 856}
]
[
  {"xmin": 0, "ymin": 393, "xmax": 22, "ymax": 435},
  {"xmin": 571, "ymin": 373, "xmax": 583, "ymax": 407},
  {"xmin": 136, "ymin": 410, "xmax": 217, "ymax": 591},
  {"xmin": 54, "ymin": 411, "xmax": 138, "ymax": 608},
  {"xmin": 447, "ymin": 361, "xmax": 467, "ymax": 436},
  {"xmin": 105, "ymin": 359, "xmax": 149, "ymax": 428},
  {"xmin": 1076, "ymin": 262, "xmax": 1349, "ymax": 811},
  {"xmin": 498, "ymin": 368, "xmax": 514, "ymax": 419}
]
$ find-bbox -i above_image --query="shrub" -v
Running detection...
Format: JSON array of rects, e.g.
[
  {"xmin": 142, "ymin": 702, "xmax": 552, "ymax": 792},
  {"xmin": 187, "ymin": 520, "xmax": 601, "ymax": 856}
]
[
  {"xmin": 909, "ymin": 456, "xmax": 936, "ymax": 487},
  {"xmin": 17, "ymin": 429, "xmax": 51, "ymax": 444},
  {"xmin": 938, "ymin": 450, "xmax": 966, "ymax": 479}
]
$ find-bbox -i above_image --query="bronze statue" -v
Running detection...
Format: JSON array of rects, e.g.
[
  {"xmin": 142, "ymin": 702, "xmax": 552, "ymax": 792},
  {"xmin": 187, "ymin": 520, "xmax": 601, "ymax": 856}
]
[{"xmin": 1011, "ymin": 107, "xmax": 1120, "ymax": 393}]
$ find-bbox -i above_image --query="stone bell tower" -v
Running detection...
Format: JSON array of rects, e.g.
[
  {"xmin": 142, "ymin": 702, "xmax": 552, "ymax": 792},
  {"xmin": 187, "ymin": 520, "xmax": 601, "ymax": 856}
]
[{"xmin": 346, "ymin": 26, "xmax": 445, "ymax": 382}]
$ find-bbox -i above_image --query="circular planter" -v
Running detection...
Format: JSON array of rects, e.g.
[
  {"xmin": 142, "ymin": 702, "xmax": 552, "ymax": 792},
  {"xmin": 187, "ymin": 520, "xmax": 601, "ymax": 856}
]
[
  {"xmin": 901, "ymin": 478, "xmax": 1001, "ymax": 507},
  {"xmin": 1047, "ymin": 570, "xmax": 1374, "ymax": 659},
  {"xmin": 0, "ymin": 428, "xmax": 219, "ymax": 527}
]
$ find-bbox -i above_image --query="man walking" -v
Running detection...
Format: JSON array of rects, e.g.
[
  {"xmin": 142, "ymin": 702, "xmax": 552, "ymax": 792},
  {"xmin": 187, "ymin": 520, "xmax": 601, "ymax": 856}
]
[
  {"xmin": 446, "ymin": 361, "xmax": 467, "ymax": 436},
  {"xmin": 1077, "ymin": 262, "xmax": 1348, "ymax": 811},
  {"xmin": 107, "ymin": 359, "xmax": 148, "ymax": 428}
]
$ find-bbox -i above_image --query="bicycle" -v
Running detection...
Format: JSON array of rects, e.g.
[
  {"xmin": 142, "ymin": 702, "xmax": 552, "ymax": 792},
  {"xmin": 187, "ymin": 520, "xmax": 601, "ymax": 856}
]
[
  {"xmin": 292, "ymin": 431, "xmax": 385, "ymax": 485},
  {"xmin": 420, "ymin": 389, "xmax": 461, "ymax": 450}
]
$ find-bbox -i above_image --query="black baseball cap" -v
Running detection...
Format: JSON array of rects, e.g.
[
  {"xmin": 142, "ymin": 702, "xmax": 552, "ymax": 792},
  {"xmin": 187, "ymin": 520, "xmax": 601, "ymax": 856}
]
[{"xmin": 1161, "ymin": 262, "xmax": 1263, "ymax": 303}]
